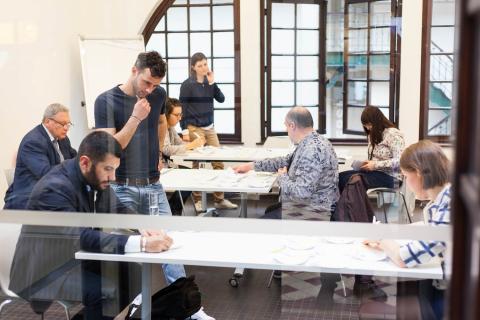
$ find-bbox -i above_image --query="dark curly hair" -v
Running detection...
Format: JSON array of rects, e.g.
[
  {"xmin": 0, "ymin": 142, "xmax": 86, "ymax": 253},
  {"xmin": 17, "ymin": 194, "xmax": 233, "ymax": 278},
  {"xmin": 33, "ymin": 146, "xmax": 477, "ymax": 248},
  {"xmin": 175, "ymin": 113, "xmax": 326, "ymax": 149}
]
[{"xmin": 135, "ymin": 51, "xmax": 166, "ymax": 78}]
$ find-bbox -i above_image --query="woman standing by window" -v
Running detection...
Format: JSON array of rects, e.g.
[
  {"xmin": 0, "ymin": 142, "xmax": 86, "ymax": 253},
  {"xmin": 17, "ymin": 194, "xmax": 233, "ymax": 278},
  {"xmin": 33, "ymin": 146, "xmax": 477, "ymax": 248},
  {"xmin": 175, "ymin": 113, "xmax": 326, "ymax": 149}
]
[
  {"xmin": 339, "ymin": 106, "xmax": 405, "ymax": 192},
  {"xmin": 179, "ymin": 52, "xmax": 237, "ymax": 212}
]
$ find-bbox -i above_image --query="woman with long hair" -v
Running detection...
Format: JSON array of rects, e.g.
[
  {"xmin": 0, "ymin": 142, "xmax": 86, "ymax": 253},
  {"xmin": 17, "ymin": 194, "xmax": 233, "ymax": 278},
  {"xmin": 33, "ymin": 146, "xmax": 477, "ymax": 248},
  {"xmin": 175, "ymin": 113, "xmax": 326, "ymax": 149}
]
[
  {"xmin": 339, "ymin": 106, "xmax": 405, "ymax": 192},
  {"xmin": 179, "ymin": 52, "xmax": 237, "ymax": 212},
  {"xmin": 161, "ymin": 97, "xmax": 205, "ymax": 215},
  {"xmin": 364, "ymin": 140, "xmax": 451, "ymax": 319}
]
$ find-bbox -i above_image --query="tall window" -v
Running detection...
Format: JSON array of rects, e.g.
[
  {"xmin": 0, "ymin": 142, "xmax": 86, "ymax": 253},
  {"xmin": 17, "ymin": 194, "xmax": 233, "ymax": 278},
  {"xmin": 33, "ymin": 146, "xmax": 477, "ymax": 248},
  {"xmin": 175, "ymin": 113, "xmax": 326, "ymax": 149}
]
[
  {"xmin": 261, "ymin": 0, "xmax": 401, "ymax": 141},
  {"xmin": 420, "ymin": 0, "xmax": 455, "ymax": 143},
  {"xmin": 143, "ymin": 0, "xmax": 241, "ymax": 143},
  {"xmin": 344, "ymin": 0, "xmax": 400, "ymax": 134}
]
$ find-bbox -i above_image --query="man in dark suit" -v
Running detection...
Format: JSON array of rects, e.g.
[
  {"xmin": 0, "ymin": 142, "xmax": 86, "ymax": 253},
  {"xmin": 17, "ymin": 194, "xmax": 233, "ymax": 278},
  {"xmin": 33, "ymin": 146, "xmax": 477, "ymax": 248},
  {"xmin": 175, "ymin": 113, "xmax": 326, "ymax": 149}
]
[
  {"xmin": 4, "ymin": 103, "xmax": 77, "ymax": 209},
  {"xmin": 9, "ymin": 131, "xmax": 173, "ymax": 319}
]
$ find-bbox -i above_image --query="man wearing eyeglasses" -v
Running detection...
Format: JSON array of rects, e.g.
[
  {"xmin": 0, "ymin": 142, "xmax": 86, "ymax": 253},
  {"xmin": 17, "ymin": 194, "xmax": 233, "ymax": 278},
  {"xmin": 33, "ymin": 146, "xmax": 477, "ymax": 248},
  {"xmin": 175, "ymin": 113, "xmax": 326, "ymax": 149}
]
[{"xmin": 4, "ymin": 103, "xmax": 77, "ymax": 209}]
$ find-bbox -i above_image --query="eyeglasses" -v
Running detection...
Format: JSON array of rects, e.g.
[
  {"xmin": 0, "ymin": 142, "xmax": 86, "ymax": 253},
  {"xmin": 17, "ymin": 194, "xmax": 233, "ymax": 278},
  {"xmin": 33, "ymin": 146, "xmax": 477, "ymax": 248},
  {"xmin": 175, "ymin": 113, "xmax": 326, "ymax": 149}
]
[
  {"xmin": 49, "ymin": 118, "xmax": 74, "ymax": 129},
  {"xmin": 171, "ymin": 113, "xmax": 183, "ymax": 118}
]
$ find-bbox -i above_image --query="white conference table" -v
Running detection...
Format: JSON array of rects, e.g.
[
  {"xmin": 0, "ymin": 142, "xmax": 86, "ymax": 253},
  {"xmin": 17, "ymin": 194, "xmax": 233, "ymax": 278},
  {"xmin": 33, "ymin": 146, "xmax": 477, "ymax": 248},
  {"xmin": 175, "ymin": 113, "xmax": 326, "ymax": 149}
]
[
  {"xmin": 76, "ymin": 231, "xmax": 442, "ymax": 320},
  {"xmin": 160, "ymin": 168, "xmax": 278, "ymax": 217},
  {"xmin": 170, "ymin": 146, "xmax": 349, "ymax": 164}
]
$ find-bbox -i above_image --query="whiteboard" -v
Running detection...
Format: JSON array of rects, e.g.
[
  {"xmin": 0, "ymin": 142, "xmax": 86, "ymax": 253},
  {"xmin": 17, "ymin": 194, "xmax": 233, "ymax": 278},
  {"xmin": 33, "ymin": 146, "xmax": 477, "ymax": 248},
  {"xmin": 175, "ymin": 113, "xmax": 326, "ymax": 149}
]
[{"xmin": 79, "ymin": 36, "xmax": 145, "ymax": 128}]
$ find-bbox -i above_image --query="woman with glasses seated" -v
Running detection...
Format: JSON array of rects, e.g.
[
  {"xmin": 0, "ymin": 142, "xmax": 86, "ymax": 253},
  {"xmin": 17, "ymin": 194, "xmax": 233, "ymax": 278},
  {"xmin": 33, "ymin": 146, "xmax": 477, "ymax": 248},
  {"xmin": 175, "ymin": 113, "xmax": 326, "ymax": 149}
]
[
  {"xmin": 339, "ymin": 106, "xmax": 405, "ymax": 192},
  {"xmin": 161, "ymin": 98, "xmax": 205, "ymax": 215},
  {"xmin": 364, "ymin": 140, "xmax": 451, "ymax": 319}
]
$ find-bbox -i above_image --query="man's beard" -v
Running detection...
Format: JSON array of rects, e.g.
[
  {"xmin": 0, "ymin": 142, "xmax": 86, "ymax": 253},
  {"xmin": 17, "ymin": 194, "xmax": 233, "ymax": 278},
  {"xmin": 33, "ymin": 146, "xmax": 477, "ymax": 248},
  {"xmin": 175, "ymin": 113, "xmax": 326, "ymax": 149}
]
[{"xmin": 85, "ymin": 164, "xmax": 104, "ymax": 191}]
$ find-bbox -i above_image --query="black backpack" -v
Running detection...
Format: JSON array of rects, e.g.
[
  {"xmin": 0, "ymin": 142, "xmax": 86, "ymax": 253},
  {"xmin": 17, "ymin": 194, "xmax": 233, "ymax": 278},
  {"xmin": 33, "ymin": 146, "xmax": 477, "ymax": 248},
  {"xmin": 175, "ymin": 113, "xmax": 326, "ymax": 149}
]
[
  {"xmin": 126, "ymin": 275, "xmax": 201, "ymax": 320},
  {"xmin": 332, "ymin": 174, "xmax": 374, "ymax": 223}
]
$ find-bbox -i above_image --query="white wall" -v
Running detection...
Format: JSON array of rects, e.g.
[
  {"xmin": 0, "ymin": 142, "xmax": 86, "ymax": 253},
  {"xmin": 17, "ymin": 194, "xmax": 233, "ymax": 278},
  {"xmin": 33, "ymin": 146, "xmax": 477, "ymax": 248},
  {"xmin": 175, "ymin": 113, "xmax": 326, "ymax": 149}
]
[{"xmin": 0, "ymin": 0, "xmax": 451, "ymax": 206}]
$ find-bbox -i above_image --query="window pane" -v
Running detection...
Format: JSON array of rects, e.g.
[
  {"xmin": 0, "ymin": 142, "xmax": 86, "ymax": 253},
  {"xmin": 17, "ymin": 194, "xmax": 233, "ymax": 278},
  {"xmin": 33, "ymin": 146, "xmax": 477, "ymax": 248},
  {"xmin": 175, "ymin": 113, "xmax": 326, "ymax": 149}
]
[
  {"xmin": 296, "ymin": 56, "xmax": 318, "ymax": 80},
  {"xmin": 369, "ymin": 81, "xmax": 390, "ymax": 107},
  {"xmin": 370, "ymin": 55, "xmax": 390, "ymax": 80},
  {"xmin": 427, "ymin": 109, "xmax": 451, "ymax": 136},
  {"xmin": 429, "ymin": 83, "xmax": 452, "ymax": 108},
  {"xmin": 272, "ymin": 3, "xmax": 295, "ymax": 28},
  {"xmin": 348, "ymin": 29, "xmax": 367, "ymax": 53},
  {"xmin": 431, "ymin": 27, "xmax": 455, "ymax": 53},
  {"xmin": 214, "ymin": 84, "xmax": 234, "ymax": 109},
  {"xmin": 347, "ymin": 81, "xmax": 367, "ymax": 106},
  {"xmin": 272, "ymin": 56, "xmax": 294, "ymax": 81},
  {"xmin": 370, "ymin": 27, "xmax": 390, "ymax": 52},
  {"xmin": 348, "ymin": 55, "xmax": 367, "ymax": 80},
  {"xmin": 154, "ymin": 17, "xmax": 165, "ymax": 32},
  {"xmin": 212, "ymin": 58, "xmax": 234, "ymax": 83},
  {"xmin": 370, "ymin": 1, "xmax": 391, "ymax": 26},
  {"xmin": 271, "ymin": 108, "xmax": 290, "ymax": 132},
  {"xmin": 190, "ymin": 32, "xmax": 211, "ymax": 57},
  {"xmin": 168, "ymin": 84, "xmax": 181, "ymax": 99},
  {"xmin": 432, "ymin": 0, "xmax": 455, "ymax": 26},
  {"xmin": 297, "ymin": 4, "xmax": 319, "ymax": 29},
  {"xmin": 305, "ymin": 107, "xmax": 319, "ymax": 130},
  {"xmin": 271, "ymin": 82, "xmax": 294, "ymax": 106},
  {"xmin": 297, "ymin": 30, "xmax": 319, "ymax": 54},
  {"xmin": 167, "ymin": 7, "xmax": 188, "ymax": 31},
  {"xmin": 348, "ymin": 2, "xmax": 368, "ymax": 28},
  {"xmin": 174, "ymin": 0, "xmax": 187, "ymax": 4},
  {"xmin": 213, "ymin": 0, "xmax": 233, "ymax": 3},
  {"xmin": 214, "ymin": 110, "xmax": 235, "ymax": 134},
  {"xmin": 346, "ymin": 106, "xmax": 365, "ymax": 131},
  {"xmin": 429, "ymin": 55, "xmax": 454, "ymax": 82},
  {"xmin": 190, "ymin": 7, "xmax": 211, "ymax": 30},
  {"xmin": 167, "ymin": 59, "xmax": 189, "ymax": 83},
  {"xmin": 190, "ymin": 0, "xmax": 210, "ymax": 4},
  {"xmin": 168, "ymin": 33, "xmax": 188, "ymax": 57},
  {"xmin": 272, "ymin": 30, "xmax": 295, "ymax": 54},
  {"xmin": 213, "ymin": 32, "xmax": 234, "ymax": 56},
  {"xmin": 296, "ymin": 82, "xmax": 319, "ymax": 106},
  {"xmin": 213, "ymin": 5, "xmax": 234, "ymax": 30},
  {"xmin": 146, "ymin": 34, "xmax": 166, "ymax": 57}
]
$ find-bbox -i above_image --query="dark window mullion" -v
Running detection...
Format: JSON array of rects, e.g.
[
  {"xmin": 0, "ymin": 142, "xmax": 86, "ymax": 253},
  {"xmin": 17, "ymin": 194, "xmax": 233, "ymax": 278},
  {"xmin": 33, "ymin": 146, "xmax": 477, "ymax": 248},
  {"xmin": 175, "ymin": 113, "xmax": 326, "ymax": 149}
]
[{"xmin": 294, "ymin": 3, "xmax": 297, "ymax": 106}]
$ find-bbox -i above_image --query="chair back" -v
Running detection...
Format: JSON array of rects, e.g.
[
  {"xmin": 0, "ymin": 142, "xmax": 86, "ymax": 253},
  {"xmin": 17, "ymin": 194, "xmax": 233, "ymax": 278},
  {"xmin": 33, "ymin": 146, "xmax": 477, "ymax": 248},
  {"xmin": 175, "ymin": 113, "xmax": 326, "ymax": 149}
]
[
  {"xmin": 264, "ymin": 136, "xmax": 292, "ymax": 148},
  {"xmin": 4, "ymin": 168, "xmax": 15, "ymax": 187},
  {"xmin": 0, "ymin": 222, "xmax": 21, "ymax": 298}
]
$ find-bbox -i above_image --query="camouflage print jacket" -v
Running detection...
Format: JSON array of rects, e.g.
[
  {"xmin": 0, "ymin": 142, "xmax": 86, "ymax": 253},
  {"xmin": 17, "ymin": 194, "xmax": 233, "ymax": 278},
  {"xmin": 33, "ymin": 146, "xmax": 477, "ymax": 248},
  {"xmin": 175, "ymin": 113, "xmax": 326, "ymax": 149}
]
[{"xmin": 254, "ymin": 132, "xmax": 339, "ymax": 213}]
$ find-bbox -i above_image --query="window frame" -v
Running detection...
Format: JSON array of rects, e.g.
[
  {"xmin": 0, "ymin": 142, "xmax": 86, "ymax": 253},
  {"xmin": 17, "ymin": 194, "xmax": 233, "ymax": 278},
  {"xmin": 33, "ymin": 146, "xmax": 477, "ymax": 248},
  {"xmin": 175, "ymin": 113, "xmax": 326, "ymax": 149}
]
[
  {"xmin": 343, "ymin": 0, "xmax": 401, "ymax": 136},
  {"xmin": 260, "ymin": 0, "xmax": 402, "ymax": 144},
  {"xmin": 419, "ymin": 0, "xmax": 455, "ymax": 144},
  {"xmin": 260, "ymin": 0, "xmax": 327, "ymax": 141},
  {"xmin": 143, "ymin": 0, "xmax": 242, "ymax": 143}
]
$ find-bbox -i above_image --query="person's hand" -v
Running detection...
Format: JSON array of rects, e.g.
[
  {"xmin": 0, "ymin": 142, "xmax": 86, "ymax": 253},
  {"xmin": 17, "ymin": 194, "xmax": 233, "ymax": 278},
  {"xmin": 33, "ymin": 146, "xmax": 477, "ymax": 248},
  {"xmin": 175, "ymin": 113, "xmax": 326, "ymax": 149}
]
[
  {"xmin": 131, "ymin": 98, "xmax": 151, "ymax": 121},
  {"xmin": 188, "ymin": 137, "xmax": 206, "ymax": 150},
  {"xmin": 363, "ymin": 239, "xmax": 382, "ymax": 250},
  {"xmin": 206, "ymin": 70, "xmax": 215, "ymax": 84},
  {"xmin": 140, "ymin": 229, "xmax": 165, "ymax": 237},
  {"xmin": 360, "ymin": 160, "xmax": 375, "ymax": 171},
  {"xmin": 277, "ymin": 167, "xmax": 288, "ymax": 175},
  {"xmin": 233, "ymin": 162, "xmax": 254, "ymax": 173},
  {"xmin": 182, "ymin": 133, "xmax": 191, "ymax": 142},
  {"xmin": 145, "ymin": 233, "xmax": 172, "ymax": 252}
]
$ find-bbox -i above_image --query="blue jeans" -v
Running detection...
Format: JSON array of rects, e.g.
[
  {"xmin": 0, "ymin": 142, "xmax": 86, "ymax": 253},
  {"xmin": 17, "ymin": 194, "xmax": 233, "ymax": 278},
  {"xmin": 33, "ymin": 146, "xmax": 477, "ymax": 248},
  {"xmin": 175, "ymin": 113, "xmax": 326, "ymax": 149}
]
[{"xmin": 111, "ymin": 182, "xmax": 186, "ymax": 284}]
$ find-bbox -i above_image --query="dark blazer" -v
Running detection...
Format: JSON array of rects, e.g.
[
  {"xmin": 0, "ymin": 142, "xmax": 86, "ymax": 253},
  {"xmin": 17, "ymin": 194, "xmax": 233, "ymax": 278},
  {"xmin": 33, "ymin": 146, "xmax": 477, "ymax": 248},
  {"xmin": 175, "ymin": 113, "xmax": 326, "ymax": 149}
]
[
  {"xmin": 4, "ymin": 124, "xmax": 77, "ymax": 209},
  {"xmin": 9, "ymin": 159, "xmax": 131, "ymax": 302}
]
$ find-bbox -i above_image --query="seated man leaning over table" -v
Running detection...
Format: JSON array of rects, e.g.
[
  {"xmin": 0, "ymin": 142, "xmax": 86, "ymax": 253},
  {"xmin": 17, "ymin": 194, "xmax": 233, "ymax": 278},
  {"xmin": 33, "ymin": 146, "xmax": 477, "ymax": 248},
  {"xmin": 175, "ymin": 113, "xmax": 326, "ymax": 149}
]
[
  {"xmin": 162, "ymin": 97, "xmax": 205, "ymax": 215},
  {"xmin": 9, "ymin": 131, "xmax": 212, "ymax": 320},
  {"xmin": 234, "ymin": 106, "xmax": 339, "ymax": 220}
]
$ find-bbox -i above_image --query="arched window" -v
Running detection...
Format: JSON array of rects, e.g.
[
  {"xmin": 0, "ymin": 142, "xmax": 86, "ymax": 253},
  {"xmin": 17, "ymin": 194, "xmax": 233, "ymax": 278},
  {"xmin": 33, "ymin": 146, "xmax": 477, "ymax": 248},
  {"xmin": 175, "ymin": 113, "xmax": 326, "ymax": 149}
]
[{"xmin": 143, "ymin": 0, "xmax": 241, "ymax": 143}]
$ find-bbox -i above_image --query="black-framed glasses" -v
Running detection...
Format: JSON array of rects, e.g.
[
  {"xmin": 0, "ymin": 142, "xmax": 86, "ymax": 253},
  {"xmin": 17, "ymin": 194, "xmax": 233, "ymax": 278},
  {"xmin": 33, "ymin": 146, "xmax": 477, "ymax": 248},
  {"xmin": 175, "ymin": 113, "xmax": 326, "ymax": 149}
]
[{"xmin": 49, "ymin": 118, "xmax": 74, "ymax": 129}]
